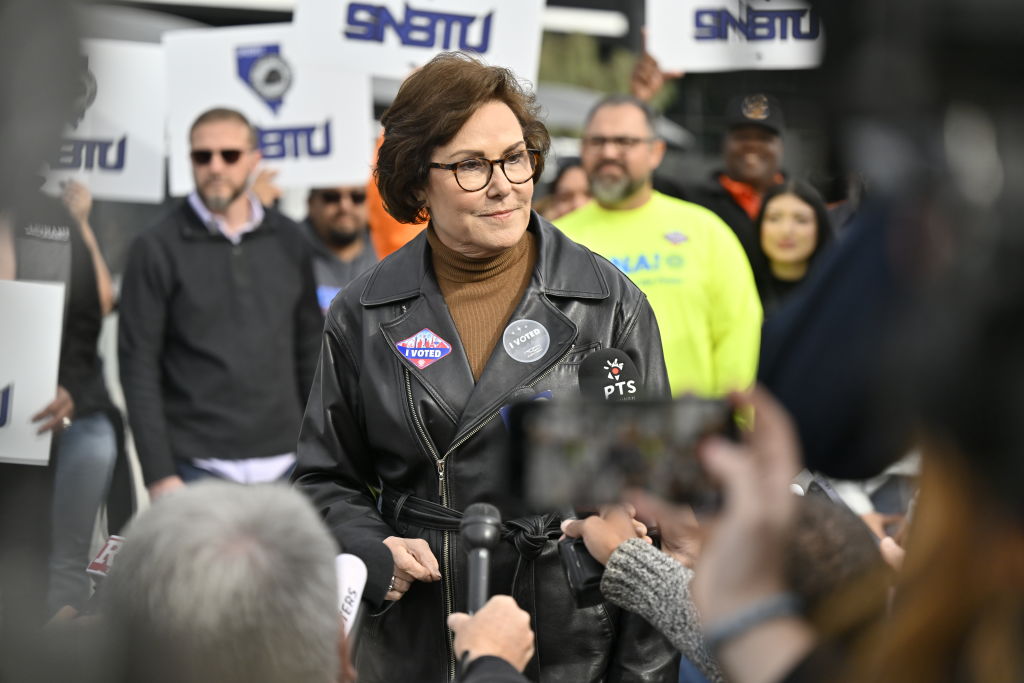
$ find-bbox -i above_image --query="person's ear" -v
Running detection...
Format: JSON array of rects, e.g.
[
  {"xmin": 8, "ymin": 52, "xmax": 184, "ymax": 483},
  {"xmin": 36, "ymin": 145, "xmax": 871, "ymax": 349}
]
[{"xmin": 650, "ymin": 139, "xmax": 667, "ymax": 169}]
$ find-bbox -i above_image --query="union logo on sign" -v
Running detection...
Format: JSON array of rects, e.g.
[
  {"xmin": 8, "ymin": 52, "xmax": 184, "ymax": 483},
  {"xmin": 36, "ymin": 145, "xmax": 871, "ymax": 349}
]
[
  {"xmin": 396, "ymin": 329, "xmax": 452, "ymax": 370},
  {"xmin": 236, "ymin": 44, "xmax": 292, "ymax": 114}
]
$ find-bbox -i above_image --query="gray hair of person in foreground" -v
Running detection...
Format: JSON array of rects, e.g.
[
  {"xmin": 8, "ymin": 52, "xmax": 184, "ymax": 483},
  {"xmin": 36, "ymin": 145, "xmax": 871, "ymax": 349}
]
[{"xmin": 104, "ymin": 482, "xmax": 340, "ymax": 683}]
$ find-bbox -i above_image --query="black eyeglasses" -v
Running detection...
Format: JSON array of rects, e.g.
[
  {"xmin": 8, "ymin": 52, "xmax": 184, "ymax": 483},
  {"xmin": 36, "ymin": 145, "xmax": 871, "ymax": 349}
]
[
  {"xmin": 581, "ymin": 136, "xmax": 656, "ymax": 151},
  {"xmin": 190, "ymin": 149, "xmax": 246, "ymax": 165},
  {"xmin": 428, "ymin": 149, "xmax": 540, "ymax": 192},
  {"xmin": 318, "ymin": 189, "xmax": 367, "ymax": 205}
]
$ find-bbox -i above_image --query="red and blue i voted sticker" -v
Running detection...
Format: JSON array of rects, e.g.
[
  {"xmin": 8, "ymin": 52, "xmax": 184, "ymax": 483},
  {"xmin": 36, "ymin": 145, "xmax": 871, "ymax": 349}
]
[{"xmin": 396, "ymin": 328, "xmax": 452, "ymax": 369}]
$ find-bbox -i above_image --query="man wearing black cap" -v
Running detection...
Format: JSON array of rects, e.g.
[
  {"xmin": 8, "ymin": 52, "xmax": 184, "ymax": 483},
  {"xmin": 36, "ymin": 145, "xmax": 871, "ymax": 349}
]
[{"xmin": 684, "ymin": 94, "xmax": 786, "ymax": 286}]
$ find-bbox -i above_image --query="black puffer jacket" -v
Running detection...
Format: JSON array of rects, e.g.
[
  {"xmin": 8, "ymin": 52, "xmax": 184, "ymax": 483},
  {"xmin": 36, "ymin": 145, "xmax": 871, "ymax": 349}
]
[{"xmin": 294, "ymin": 213, "xmax": 676, "ymax": 683}]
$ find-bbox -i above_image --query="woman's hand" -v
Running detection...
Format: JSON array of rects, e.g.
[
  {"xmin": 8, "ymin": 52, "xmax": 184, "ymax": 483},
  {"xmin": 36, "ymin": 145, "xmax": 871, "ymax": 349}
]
[
  {"xmin": 33, "ymin": 385, "xmax": 75, "ymax": 434},
  {"xmin": 560, "ymin": 505, "xmax": 651, "ymax": 566},
  {"xmin": 630, "ymin": 493, "xmax": 703, "ymax": 569},
  {"xmin": 382, "ymin": 536, "xmax": 442, "ymax": 601}
]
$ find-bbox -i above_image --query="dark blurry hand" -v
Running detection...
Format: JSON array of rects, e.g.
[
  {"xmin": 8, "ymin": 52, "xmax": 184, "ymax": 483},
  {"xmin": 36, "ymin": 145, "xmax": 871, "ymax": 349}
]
[
  {"xmin": 61, "ymin": 180, "xmax": 92, "ymax": 225},
  {"xmin": 448, "ymin": 595, "xmax": 535, "ymax": 672},
  {"xmin": 879, "ymin": 536, "xmax": 906, "ymax": 571},
  {"xmin": 147, "ymin": 475, "xmax": 186, "ymax": 501},
  {"xmin": 630, "ymin": 29, "xmax": 684, "ymax": 103},
  {"xmin": 861, "ymin": 511, "xmax": 904, "ymax": 540},
  {"xmin": 251, "ymin": 168, "xmax": 281, "ymax": 207},
  {"xmin": 560, "ymin": 504, "xmax": 650, "ymax": 566},
  {"xmin": 33, "ymin": 385, "xmax": 74, "ymax": 434},
  {"xmin": 629, "ymin": 492, "xmax": 702, "ymax": 568},
  {"xmin": 691, "ymin": 387, "xmax": 802, "ymax": 625}
]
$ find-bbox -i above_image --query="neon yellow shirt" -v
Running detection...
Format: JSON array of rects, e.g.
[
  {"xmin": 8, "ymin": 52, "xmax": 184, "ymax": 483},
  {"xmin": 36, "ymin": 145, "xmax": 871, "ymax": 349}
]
[{"xmin": 557, "ymin": 191, "xmax": 762, "ymax": 396}]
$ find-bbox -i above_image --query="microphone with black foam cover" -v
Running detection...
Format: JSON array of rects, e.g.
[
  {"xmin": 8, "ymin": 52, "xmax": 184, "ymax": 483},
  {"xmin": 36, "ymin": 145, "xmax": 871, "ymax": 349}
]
[
  {"xmin": 559, "ymin": 348, "xmax": 647, "ymax": 607},
  {"xmin": 460, "ymin": 502, "xmax": 502, "ymax": 614},
  {"xmin": 578, "ymin": 348, "xmax": 644, "ymax": 401}
]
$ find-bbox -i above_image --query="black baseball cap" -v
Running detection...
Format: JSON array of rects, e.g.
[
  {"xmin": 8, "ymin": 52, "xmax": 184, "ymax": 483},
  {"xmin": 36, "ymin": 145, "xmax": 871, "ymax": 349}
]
[{"xmin": 725, "ymin": 94, "xmax": 785, "ymax": 135}]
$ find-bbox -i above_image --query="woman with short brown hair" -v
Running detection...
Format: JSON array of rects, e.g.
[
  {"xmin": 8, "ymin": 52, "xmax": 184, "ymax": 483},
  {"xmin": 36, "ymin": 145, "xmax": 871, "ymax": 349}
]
[{"xmin": 294, "ymin": 52, "xmax": 674, "ymax": 682}]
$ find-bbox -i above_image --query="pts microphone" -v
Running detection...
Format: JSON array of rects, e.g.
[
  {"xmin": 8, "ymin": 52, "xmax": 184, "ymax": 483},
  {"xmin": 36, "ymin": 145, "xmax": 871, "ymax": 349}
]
[
  {"xmin": 560, "ymin": 348, "xmax": 645, "ymax": 608},
  {"xmin": 578, "ymin": 348, "xmax": 643, "ymax": 401},
  {"xmin": 460, "ymin": 502, "xmax": 502, "ymax": 614}
]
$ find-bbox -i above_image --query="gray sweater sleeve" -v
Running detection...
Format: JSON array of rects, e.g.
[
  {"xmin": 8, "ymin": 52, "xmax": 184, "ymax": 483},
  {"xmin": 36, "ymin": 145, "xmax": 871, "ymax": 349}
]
[{"xmin": 600, "ymin": 538, "xmax": 725, "ymax": 683}]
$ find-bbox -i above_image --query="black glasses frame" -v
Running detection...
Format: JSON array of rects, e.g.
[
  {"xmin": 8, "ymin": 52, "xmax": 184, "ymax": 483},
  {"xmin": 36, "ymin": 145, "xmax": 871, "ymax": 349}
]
[
  {"xmin": 428, "ymin": 149, "xmax": 541, "ymax": 192},
  {"xmin": 190, "ymin": 149, "xmax": 246, "ymax": 165}
]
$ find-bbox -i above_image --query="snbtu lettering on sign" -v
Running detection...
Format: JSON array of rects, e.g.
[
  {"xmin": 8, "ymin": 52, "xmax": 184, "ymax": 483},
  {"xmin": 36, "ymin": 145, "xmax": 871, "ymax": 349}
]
[
  {"xmin": 344, "ymin": 2, "xmax": 493, "ymax": 52},
  {"xmin": 258, "ymin": 120, "xmax": 332, "ymax": 160},
  {"xmin": 695, "ymin": 7, "xmax": 821, "ymax": 41},
  {"xmin": 54, "ymin": 136, "xmax": 127, "ymax": 171}
]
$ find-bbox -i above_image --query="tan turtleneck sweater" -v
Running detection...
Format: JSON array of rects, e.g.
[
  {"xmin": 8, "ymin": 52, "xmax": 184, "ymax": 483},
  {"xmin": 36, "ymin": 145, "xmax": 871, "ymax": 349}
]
[{"xmin": 427, "ymin": 227, "xmax": 538, "ymax": 381}]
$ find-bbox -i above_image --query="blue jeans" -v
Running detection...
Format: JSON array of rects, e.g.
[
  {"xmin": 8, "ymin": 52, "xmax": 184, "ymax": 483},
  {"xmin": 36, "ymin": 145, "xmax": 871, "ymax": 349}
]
[{"xmin": 48, "ymin": 412, "xmax": 117, "ymax": 614}]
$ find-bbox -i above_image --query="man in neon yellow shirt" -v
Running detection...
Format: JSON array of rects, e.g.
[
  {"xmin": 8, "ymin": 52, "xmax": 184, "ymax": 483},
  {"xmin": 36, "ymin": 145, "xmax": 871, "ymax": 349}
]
[{"xmin": 557, "ymin": 95, "xmax": 762, "ymax": 396}]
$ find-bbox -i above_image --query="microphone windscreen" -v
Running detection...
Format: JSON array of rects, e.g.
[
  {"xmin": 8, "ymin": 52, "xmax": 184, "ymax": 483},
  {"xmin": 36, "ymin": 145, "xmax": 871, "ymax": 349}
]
[
  {"xmin": 336, "ymin": 553, "xmax": 368, "ymax": 636},
  {"xmin": 578, "ymin": 348, "xmax": 643, "ymax": 401}
]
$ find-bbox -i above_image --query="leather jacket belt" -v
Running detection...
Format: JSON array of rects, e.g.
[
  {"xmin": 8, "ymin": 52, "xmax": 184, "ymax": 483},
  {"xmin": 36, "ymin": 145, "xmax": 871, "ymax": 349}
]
[{"xmin": 381, "ymin": 488, "xmax": 561, "ymax": 560}]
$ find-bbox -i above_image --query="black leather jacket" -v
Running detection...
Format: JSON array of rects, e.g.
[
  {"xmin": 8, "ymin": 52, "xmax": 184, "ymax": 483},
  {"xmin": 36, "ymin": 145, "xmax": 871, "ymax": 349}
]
[{"xmin": 294, "ymin": 213, "xmax": 676, "ymax": 682}]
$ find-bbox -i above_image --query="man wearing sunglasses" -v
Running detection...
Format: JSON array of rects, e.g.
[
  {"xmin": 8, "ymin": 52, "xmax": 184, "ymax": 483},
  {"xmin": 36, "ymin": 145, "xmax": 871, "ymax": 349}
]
[
  {"xmin": 302, "ymin": 185, "xmax": 378, "ymax": 313},
  {"xmin": 118, "ymin": 107, "xmax": 322, "ymax": 502}
]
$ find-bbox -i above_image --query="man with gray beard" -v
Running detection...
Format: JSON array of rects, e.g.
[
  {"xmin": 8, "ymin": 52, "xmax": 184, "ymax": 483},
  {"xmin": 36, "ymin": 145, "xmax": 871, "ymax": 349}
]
[
  {"xmin": 557, "ymin": 96, "xmax": 762, "ymax": 397},
  {"xmin": 119, "ymin": 108, "xmax": 322, "ymax": 501}
]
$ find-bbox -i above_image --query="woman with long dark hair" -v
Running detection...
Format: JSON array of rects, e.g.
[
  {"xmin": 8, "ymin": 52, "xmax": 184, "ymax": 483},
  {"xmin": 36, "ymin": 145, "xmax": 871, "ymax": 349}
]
[{"xmin": 754, "ymin": 180, "xmax": 834, "ymax": 315}]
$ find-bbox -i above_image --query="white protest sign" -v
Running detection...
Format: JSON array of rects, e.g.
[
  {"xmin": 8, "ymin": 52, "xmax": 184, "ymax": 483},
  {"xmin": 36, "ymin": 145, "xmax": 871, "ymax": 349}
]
[
  {"xmin": 164, "ymin": 24, "xmax": 374, "ymax": 196},
  {"xmin": 646, "ymin": 0, "xmax": 825, "ymax": 73},
  {"xmin": 0, "ymin": 280, "xmax": 65, "ymax": 466},
  {"xmin": 292, "ymin": 0, "xmax": 545, "ymax": 85},
  {"xmin": 44, "ymin": 40, "xmax": 166, "ymax": 203}
]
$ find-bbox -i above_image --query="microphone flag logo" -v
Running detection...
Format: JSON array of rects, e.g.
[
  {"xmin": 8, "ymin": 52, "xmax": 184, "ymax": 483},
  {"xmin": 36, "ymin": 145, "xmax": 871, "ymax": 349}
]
[{"xmin": 604, "ymin": 359, "xmax": 624, "ymax": 381}]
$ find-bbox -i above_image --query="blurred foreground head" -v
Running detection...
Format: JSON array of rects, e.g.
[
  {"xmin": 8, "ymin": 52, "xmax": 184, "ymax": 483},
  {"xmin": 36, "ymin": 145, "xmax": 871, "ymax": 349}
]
[
  {"xmin": 849, "ymin": 238, "xmax": 1024, "ymax": 683},
  {"xmin": 0, "ymin": 0, "xmax": 80, "ymax": 210},
  {"xmin": 897, "ymin": 231, "xmax": 1024, "ymax": 520},
  {"xmin": 105, "ymin": 482, "xmax": 340, "ymax": 683}
]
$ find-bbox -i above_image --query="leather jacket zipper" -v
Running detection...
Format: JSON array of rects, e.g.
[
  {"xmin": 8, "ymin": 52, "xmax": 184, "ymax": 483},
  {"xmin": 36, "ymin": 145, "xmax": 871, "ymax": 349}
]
[
  {"xmin": 402, "ymin": 342, "xmax": 574, "ymax": 681},
  {"xmin": 404, "ymin": 368, "xmax": 457, "ymax": 681},
  {"xmin": 441, "ymin": 342, "xmax": 577, "ymax": 460}
]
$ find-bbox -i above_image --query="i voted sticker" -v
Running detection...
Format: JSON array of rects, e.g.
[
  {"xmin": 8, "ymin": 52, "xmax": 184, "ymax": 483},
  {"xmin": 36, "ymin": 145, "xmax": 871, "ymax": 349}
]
[
  {"xmin": 502, "ymin": 319, "xmax": 550, "ymax": 363},
  {"xmin": 396, "ymin": 328, "xmax": 452, "ymax": 370}
]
